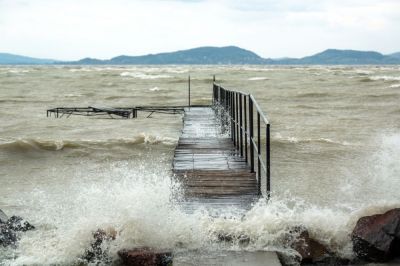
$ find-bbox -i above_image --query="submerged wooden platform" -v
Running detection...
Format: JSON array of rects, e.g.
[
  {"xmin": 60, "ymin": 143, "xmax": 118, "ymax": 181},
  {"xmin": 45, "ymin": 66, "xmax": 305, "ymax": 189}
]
[{"xmin": 173, "ymin": 107, "xmax": 259, "ymax": 210}]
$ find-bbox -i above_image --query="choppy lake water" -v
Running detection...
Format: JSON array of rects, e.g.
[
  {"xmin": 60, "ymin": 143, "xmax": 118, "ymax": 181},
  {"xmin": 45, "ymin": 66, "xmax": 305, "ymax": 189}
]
[{"xmin": 0, "ymin": 65, "xmax": 400, "ymax": 265}]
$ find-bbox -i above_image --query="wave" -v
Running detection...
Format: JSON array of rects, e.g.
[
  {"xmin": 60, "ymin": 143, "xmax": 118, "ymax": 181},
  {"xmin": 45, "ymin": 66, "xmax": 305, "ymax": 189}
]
[
  {"xmin": 389, "ymin": 83, "xmax": 400, "ymax": 88},
  {"xmin": 354, "ymin": 69, "xmax": 374, "ymax": 75},
  {"xmin": 6, "ymin": 185, "xmax": 399, "ymax": 266},
  {"xmin": 295, "ymin": 92, "xmax": 330, "ymax": 98},
  {"xmin": 2, "ymin": 134, "xmax": 400, "ymax": 264},
  {"xmin": 364, "ymin": 93, "xmax": 399, "ymax": 99},
  {"xmin": 0, "ymin": 134, "xmax": 178, "ymax": 152},
  {"xmin": 248, "ymin": 77, "xmax": 269, "ymax": 81},
  {"xmin": 149, "ymin": 86, "xmax": 161, "ymax": 91},
  {"xmin": 2, "ymin": 69, "xmax": 31, "ymax": 74},
  {"xmin": 273, "ymin": 134, "xmax": 351, "ymax": 146},
  {"xmin": 293, "ymin": 104, "xmax": 318, "ymax": 110},
  {"xmin": 369, "ymin": 75, "xmax": 400, "ymax": 81},
  {"xmin": 120, "ymin": 72, "xmax": 172, "ymax": 79}
]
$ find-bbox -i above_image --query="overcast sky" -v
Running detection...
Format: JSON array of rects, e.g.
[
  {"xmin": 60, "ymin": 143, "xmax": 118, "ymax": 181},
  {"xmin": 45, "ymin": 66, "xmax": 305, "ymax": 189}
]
[{"xmin": 0, "ymin": 0, "xmax": 399, "ymax": 60}]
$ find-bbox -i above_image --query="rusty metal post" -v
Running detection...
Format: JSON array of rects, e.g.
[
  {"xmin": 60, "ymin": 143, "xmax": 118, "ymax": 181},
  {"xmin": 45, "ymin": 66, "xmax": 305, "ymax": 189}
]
[
  {"xmin": 249, "ymin": 97, "xmax": 254, "ymax": 173},
  {"xmin": 266, "ymin": 123, "xmax": 271, "ymax": 199},
  {"xmin": 188, "ymin": 75, "xmax": 191, "ymax": 107},
  {"xmin": 244, "ymin": 95, "xmax": 248, "ymax": 163},
  {"xmin": 239, "ymin": 94, "xmax": 243, "ymax": 157},
  {"xmin": 257, "ymin": 112, "xmax": 261, "ymax": 195}
]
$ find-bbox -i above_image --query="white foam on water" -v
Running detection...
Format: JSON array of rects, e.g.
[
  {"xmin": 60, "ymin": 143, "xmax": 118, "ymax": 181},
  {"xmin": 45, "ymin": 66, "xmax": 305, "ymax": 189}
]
[
  {"xmin": 369, "ymin": 75, "xmax": 400, "ymax": 81},
  {"xmin": 4, "ymin": 162, "xmax": 184, "ymax": 263},
  {"xmin": 149, "ymin": 86, "xmax": 161, "ymax": 92},
  {"xmin": 248, "ymin": 77, "xmax": 269, "ymax": 81},
  {"xmin": 120, "ymin": 72, "xmax": 172, "ymax": 79},
  {"xmin": 273, "ymin": 133, "xmax": 352, "ymax": 146},
  {"xmin": 4, "ymin": 133, "xmax": 400, "ymax": 266},
  {"xmin": 68, "ymin": 68, "xmax": 93, "ymax": 73},
  {"xmin": 1, "ymin": 69, "xmax": 31, "ymax": 74},
  {"xmin": 353, "ymin": 69, "xmax": 374, "ymax": 75},
  {"xmin": 389, "ymin": 83, "xmax": 400, "ymax": 88},
  {"xmin": 0, "ymin": 134, "xmax": 178, "ymax": 153}
]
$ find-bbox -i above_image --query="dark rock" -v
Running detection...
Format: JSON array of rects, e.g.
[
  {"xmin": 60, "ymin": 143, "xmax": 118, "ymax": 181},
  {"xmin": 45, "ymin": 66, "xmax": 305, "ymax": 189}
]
[
  {"xmin": 6, "ymin": 216, "xmax": 35, "ymax": 232},
  {"xmin": 217, "ymin": 233, "xmax": 250, "ymax": 245},
  {"xmin": 352, "ymin": 208, "xmax": 400, "ymax": 262},
  {"xmin": 0, "ymin": 209, "xmax": 8, "ymax": 224},
  {"xmin": 118, "ymin": 247, "xmax": 172, "ymax": 266},
  {"xmin": 0, "ymin": 224, "xmax": 17, "ymax": 247},
  {"xmin": 83, "ymin": 228, "xmax": 117, "ymax": 263},
  {"xmin": 289, "ymin": 226, "xmax": 332, "ymax": 264}
]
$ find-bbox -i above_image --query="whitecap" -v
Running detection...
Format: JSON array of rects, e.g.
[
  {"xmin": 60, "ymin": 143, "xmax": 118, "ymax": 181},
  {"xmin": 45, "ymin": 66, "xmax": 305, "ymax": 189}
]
[
  {"xmin": 354, "ymin": 69, "xmax": 374, "ymax": 75},
  {"xmin": 389, "ymin": 83, "xmax": 400, "ymax": 88},
  {"xmin": 120, "ymin": 72, "xmax": 171, "ymax": 79},
  {"xmin": 369, "ymin": 75, "xmax": 400, "ymax": 81},
  {"xmin": 149, "ymin": 87, "xmax": 161, "ymax": 92},
  {"xmin": 248, "ymin": 77, "xmax": 269, "ymax": 81}
]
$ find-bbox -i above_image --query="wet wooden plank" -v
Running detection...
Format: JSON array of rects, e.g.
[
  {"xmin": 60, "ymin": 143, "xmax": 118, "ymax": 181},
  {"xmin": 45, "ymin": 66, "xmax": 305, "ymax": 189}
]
[{"xmin": 173, "ymin": 107, "xmax": 259, "ymax": 208}]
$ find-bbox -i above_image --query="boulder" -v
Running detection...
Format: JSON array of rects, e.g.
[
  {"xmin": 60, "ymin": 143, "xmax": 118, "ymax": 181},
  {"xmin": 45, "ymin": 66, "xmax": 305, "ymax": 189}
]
[
  {"xmin": 217, "ymin": 232, "xmax": 250, "ymax": 246},
  {"xmin": 0, "ymin": 224, "xmax": 17, "ymax": 247},
  {"xmin": 6, "ymin": 216, "xmax": 35, "ymax": 232},
  {"xmin": 83, "ymin": 228, "xmax": 117, "ymax": 263},
  {"xmin": 118, "ymin": 248, "xmax": 172, "ymax": 266},
  {"xmin": 289, "ymin": 226, "xmax": 332, "ymax": 264},
  {"xmin": 0, "ymin": 209, "xmax": 8, "ymax": 224},
  {"xmin": 352, "ymin": 208, "xmax": 400, "ymax": 262}
]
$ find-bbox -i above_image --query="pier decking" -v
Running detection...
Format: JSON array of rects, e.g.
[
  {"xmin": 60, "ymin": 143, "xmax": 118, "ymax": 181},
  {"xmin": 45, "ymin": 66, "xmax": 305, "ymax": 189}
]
[
  {"xmin": 172, "ymin": 83, "xmax": 271, "ymax": 213},
  {"xmin": 173, "ymin": 107, "xmax": 258, "ymax": 200}
]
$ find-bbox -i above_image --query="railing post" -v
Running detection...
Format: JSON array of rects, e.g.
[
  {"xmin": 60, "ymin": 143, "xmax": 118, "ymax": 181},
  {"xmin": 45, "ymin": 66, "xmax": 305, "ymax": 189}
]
[
  {"xmin": 224, "ymin": 89, "xmax": 227, "ymax": 110},
  {"xmin": 249, "ymin": 97, "xmax": 254, "ymax": 173},
  {"xmin": 188, "ymin": 75, "xmax": 191, "ymax": 107},
  {"xmin": 212, "ymin": 84, "xmax": 215, "ymax": 105},
  {"xmin": 235, "ymin": 92, "xmax": 240, "ymax": 150},
  {"xmin": 257, "ymin": 112, "xmax": 261, "ymax": 195},
  {"xmin": 239, "ymin": 94, "xmax": 243, "ymax": 157},
  {"xmin": 231, "ymin": 92, "xmax": 235, "ymax": 141},
  {"xmin": 266, "ymin": 123, "xmax": 271, "ymax": 199},
  {"xmin": 244, "ymin": 95, "xmax": 248, "ymax": 163}
]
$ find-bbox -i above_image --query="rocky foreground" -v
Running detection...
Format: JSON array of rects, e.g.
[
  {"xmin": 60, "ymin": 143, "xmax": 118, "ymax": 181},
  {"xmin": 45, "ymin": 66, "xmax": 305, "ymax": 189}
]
[{"xmin": 1, "ymin": 208, "xmax": 400, "ymax": 265}]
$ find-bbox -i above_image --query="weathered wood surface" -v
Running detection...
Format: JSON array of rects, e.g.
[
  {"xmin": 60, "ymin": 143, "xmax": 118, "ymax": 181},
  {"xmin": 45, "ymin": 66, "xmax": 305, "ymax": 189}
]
[{"xmin": 173, "ymin": 107, "xmax": 258, "ymax": 210}]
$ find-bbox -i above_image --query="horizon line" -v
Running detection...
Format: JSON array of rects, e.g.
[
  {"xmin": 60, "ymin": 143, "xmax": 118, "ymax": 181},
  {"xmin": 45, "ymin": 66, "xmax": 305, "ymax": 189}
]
[{"xmin": 0, "ymin": 46, "xmax": 398, "ymax": 62}]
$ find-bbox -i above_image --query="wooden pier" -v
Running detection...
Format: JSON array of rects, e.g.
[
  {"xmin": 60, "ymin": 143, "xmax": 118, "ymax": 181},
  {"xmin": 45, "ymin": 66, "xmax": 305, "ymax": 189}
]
[
  {"xmin": 46, "ymin": 80, "xmax": 277, "ymax": 265},
  {"xmin": 173, "ymin": 83, "xmax": 271, "ymax": 211},
  {"xmin": 47, "ymin": 82, "xmax": 271, "ymax": 207}
]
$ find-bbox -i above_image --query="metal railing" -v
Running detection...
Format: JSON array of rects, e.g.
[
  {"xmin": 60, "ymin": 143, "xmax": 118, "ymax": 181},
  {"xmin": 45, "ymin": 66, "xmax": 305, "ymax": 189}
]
[{"xmin": 212, "ymin": 83, "xmax": 271, "ymax": 199}]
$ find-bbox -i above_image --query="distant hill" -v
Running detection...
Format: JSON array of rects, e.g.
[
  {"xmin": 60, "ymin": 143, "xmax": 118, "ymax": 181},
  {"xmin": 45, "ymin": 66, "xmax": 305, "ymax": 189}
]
[
  {"xmin": 276, "ymin": 49, "xmax": 400, "ymax": 65},
  {"xmin": 2, "ymin": 47, "xmax": 400, "ymax": 65},
  {"xmin": 70, "ymin": 46, "xmax": 271, "ymax": 65},
  {"xmin": 0, "ymin": 53, "xmax": 56, "ymax": 65},
  {"xmin": 388, "ymin": 52, "xmax": 400, "ymax": 59}
]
